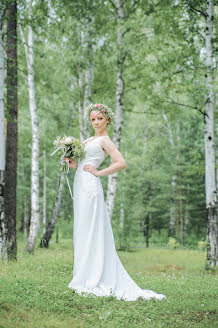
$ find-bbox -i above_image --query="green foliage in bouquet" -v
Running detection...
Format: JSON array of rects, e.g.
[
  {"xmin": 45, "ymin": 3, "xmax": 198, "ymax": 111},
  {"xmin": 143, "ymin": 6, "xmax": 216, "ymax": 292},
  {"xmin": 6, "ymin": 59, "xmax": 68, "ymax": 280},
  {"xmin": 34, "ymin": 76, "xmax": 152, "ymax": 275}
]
[
  {"xmin": 52, "ymin": 136, "xmax": 86, "ymax": 174},
  {"xmin": 51, "ymin": 136, "xmax": 86, "ymax": 199}
]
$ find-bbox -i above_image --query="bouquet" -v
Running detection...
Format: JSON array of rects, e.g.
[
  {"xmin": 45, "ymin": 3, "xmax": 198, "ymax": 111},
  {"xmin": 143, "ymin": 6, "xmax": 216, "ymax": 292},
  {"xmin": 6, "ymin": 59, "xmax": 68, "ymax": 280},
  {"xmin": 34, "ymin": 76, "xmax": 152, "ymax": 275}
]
[{"xmin": 51, "ymin": 136, "xmax": 86, "ymax": 199}]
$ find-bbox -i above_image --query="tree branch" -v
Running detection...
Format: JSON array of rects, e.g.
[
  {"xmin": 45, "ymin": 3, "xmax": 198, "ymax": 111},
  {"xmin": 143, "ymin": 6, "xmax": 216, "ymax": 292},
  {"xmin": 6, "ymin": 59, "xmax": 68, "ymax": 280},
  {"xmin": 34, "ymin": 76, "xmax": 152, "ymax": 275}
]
[
  {"xmin": 163, "ymin": 99, "xmax": 198, "ymax": 110},
  {"xmin": 189, "ymin": 5, "xmax": 207, "ymax": 18},
  {"xmin": 108, "ymin": 0, "xmax": 118, "ymax": 12},
  {"xmin": 163, "ymin": 99, "xmax": 208, "ymax": 118}
]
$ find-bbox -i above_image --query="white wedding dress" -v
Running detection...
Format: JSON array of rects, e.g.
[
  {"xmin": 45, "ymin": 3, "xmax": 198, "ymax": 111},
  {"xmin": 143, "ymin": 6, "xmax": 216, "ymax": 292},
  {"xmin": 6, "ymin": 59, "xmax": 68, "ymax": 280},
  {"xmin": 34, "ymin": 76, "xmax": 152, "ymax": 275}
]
[{"xmin": 68, "ymin": 135, "xmax": 166, "ymax": 301}]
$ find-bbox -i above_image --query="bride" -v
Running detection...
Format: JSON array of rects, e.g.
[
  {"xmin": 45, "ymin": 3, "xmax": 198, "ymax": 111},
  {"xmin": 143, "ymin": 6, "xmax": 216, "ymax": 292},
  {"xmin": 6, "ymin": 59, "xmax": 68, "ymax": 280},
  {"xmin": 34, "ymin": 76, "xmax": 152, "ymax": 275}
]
[{"xmin": 66, "ymin": 103, "xmax": 166, "ymax": 301}]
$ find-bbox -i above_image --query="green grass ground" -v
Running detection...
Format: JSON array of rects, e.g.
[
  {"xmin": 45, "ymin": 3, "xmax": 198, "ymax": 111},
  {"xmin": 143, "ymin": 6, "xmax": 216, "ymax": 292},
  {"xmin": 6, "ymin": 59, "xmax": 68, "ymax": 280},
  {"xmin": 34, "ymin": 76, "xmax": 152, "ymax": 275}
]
[{"xmin": 0, "ymin": 240, "xmax": 217, "ymax": 328}]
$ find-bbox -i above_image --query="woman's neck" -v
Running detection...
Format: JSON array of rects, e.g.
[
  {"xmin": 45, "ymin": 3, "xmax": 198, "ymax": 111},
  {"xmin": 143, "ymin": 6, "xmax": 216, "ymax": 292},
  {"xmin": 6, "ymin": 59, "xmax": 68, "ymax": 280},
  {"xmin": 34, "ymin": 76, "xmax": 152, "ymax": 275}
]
[{"xmin": 94, "ymin": 132, "xmax": 108, "ymax": 136}]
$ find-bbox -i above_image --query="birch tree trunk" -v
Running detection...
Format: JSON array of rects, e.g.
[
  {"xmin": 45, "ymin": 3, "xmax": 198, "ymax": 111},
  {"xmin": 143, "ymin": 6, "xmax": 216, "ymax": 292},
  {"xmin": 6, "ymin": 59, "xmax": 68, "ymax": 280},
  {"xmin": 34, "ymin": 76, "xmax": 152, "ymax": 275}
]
[
  {"xmin": 82, "ymin": 64, "xmax": 92, "ymax": 139},
  {"xmin": 0, "ymin": 12, "xmax": 7, "ymax": 259},
  {"xmin": 5, "ymin": 0, "xmax": 18, "ymax": 260},
  {"xmin": 78, "ymin": 68, "xmax": 84, "ymax": 141},
  {"xmin": 0, "ymin": 8, "xmax": 5, "ymax": 172},
  {"xmin": 0, "ymin": 172, "xmax": 7, "ymax": 261},
  {"xmin": 82, "ymin": 0, "xmax": 93, "ymax": 140},
  {"xmin": 162, "ymin": 113, "xmax": 177, "ymax": 236},
  {"xmin": 0, "ymin": 7, "xmax": 7, "ymax": 260},
  {"xmin": 78, "ymin": 65, "xmax": 92, "ymax": 141},
  {"xmin": 216, "ymin": 95, "xmax": 218, "ymax": 212},
  {"xmin": 39, "ymin": 174, "xmax": 64, "ymax": 248},
  {"xmin": 43, "ymin": 150, "xmax": 47, "ymax": 234},
  {"xmin": 144, "ymin": 213, "xmax": 151, "ymax": 248},
  {"xmin": 23, "ymin": 193, "xmax": 29, "ymax": 238},
  {"xmin": 20, "ymin": 0, "xmax": 40, "ymax": 253},
  {"xmin": 106, "ymin": 0, "xmax": 125, "ymax": 219},
  {"xmin": 183, "ymin": 182, "xmax": 190, "ymax": 239},
  {"xmin": 176, "ymin": 125, "xmax": 184, "ymax": 246},
  {"xmin": 70, "ymin": 76, "xmax": 76, "ymax": 121},
  {"xmin": 77, "ymin": 18, "xmax": 93, "ymax": 141},
  {"xmin": 169, "ymin": 175, "xmax": 176, "ymax": 236},
  {"xmin": 119, "ymin": 185, "xmax": 125, "ymax": 229},
  {"xmin": 204, "ymin": 0, "xmax": 217, "ymax": 268},
  {"xmin": 21, "ymin": 152, "xmax": 29, "ymax": 238}
]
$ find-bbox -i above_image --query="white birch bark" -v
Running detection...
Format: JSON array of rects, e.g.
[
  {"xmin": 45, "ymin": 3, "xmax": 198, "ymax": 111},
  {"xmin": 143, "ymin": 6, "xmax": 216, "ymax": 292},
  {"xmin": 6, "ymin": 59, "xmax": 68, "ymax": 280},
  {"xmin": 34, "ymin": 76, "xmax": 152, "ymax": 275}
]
[
  {"xmin": 162, "ymin": 113, "xmax": 177, "ymax": 236},
  {"xmin": 43, "ymin": 150, "xmax": 47, "ymax": 234},
  {"xmin": 20, "ymin": 0, "xmax": 40, "ymax": 253},
  {"xmin": 0, "ymin": 172, "xmax": 7, "ymax": 261},
  {"xmin": 119, "ymin": 186, "xmax": 125, "ymax": 229},
  {"xmin": 176, "ymin": 123, "xmax": 184, "ymax": 246},
  {"xmin": 82, "ymin": 9, "xmax": 93, "ymax": 140},
  {"xmin": 77, "ymin": 17, "xmax": 93, "ymax": 141},
  {"xmin": 204, "ymin": 0, "xmax": 217, "ymax": 268},
  {"xmin": 0, "ymin": 9, "xmax": 5, "ymax": 171},
  {"xmin": 119, "ymin": 203, "xmax": 124, "ymax": 229},
  {"xmin": 78, "ymin": 69, "xmax": 84, "ymax": 141},
  {"xmin": 169, "ymin": 175, "xmax": 176, "ymax": 236},
  {"xmin": 21, "ymin": 152, "xmax": 29, "ymax": 238},
  {"xmin": 184, "ymin": 187, "xmax": 190, "ymax": 239},
  {"xmin": 40, "ymin": 174, "xmax": 64, "ymax": 247},
  {"xmin": 83, "ymin": 64, "xmax": 92, "ymax": 140},
  {"xmin": 0, "ymin": 8, "xmax": 5, "ymax": 172},
  {"xmin": 106, "ymin": 0, "xmax": 125, "ymax": 219},
  {"xmin": 70, "ymin": 76, "xmax": 76, "ymax": 121},
  {"xmin": 23, "ymin": 193, "xmax": 28, "ymax": 238},
  {"xmin": 216, "ymin": 95, "xmax": 218, "ymax": 200},
  {"xmin": 0, "ymin": 8, "xmax": 7, "ymax": 261}
]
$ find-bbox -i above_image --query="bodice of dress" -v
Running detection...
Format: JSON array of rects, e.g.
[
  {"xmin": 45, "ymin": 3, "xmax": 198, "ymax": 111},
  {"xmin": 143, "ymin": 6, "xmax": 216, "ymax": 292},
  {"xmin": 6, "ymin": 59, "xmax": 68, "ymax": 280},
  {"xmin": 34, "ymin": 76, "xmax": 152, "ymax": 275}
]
[
  {"xmin": 77, "ymin": 136, "xmax": 108, "ymax": 170},
  {"xmin": 74, "ymin": 136, "xmax": 109, "ymax": 199}
]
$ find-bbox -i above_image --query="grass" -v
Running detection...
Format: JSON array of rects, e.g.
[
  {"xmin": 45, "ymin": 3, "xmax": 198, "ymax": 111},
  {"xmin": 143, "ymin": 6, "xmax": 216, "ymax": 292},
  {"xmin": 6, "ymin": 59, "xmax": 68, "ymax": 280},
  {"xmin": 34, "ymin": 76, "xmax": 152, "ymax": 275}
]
[{"xmin": 0, "ymin": 239, "xmax": 217, "ymax": 328}]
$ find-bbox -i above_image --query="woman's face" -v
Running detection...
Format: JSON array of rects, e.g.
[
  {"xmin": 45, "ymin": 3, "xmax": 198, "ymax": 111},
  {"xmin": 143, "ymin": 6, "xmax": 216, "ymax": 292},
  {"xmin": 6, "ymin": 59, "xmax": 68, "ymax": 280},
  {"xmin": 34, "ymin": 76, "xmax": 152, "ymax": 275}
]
[{"xmin": 90, "ymin": 111, "xmax": 110, "ymax": 133}]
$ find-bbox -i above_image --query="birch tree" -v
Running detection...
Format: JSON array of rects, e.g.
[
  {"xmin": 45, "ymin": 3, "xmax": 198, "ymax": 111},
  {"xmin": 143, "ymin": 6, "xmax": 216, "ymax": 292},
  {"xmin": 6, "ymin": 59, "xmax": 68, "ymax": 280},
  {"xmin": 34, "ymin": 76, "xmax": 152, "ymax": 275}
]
[
  {"xmin": 0, "ymin": 6, "xmax": 5, "ymax": 173},
  {"xmin": 70, "ymin": 76, "xmax": 76, "ymax": 122},
  {"xmin": 77, "ymin": 18, "xmax": 93, "ymax": 141},
  {"xmin": 82, "ymin": 1, "xmax": 94, "ymax": 140},
  {"xmin": 39, "ymin": 174, "xmax": 64, "ymax": 248},
  {"xmin": 162, "ymin": 113, "xmax": 177, "ymax": 236},
  {"xmin": 0, "ymin": 4, "xmax": 7, "ymax": 261},
  {"xmin": 5, "ymin": 0, "xmax": 18, "ymax": 260},
  {"xmin": 43, "ymin": 150, "xmax": 47, "ymax": 234},
  {"xmin": 106, "ymin": 0, "xmax": 126, "ymax": 219},
  {"xmin": 204, "ymin": 0, "xmax": 217, "ymax": 268},
  {"xmin": 20, "ymin": 0, "xmax": 40, "ymax": 253}
]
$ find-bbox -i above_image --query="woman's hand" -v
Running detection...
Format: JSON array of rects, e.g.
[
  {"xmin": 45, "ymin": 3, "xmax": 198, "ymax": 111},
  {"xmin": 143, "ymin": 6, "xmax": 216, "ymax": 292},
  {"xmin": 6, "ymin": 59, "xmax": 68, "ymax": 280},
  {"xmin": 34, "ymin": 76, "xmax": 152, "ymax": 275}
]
[
  {"xmin": 83, "ymin": 164, "xmax": 99, "ymax": 177},
  {"xmin": 63, "ymin": 157, "xmax": 77, "ymax": 169}
]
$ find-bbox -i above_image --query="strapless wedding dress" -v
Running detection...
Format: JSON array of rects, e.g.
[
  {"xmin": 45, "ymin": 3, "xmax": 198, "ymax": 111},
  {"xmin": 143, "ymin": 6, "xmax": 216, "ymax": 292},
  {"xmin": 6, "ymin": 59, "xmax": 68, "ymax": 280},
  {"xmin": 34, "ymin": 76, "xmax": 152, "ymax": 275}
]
[{"xmin": 68, "ymin": 135, "xmax": 166, "ymax": 301}]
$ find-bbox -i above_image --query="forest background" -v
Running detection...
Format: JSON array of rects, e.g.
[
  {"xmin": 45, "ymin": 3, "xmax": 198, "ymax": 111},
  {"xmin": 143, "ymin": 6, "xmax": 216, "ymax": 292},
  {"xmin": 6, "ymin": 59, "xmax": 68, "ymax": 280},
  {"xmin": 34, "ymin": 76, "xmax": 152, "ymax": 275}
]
[{"xmin": 0, "ymin": 0, "xmax": 218, "ymax": 258}]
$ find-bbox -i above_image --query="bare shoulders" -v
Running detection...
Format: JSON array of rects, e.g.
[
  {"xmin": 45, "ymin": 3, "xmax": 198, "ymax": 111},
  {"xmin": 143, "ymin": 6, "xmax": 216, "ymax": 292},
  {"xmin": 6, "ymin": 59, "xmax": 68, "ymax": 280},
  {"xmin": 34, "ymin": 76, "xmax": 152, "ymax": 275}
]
[
  {"xmin": 101, "ymin": 135, "xmax": 112, "ymax": 146},
  {"xmin": 101, "ymin": 136, "xmax": 117, "ymax": 154},
  {"xmin": 84, "ymin": 136, "xmax": 93, "ymax": 143}
]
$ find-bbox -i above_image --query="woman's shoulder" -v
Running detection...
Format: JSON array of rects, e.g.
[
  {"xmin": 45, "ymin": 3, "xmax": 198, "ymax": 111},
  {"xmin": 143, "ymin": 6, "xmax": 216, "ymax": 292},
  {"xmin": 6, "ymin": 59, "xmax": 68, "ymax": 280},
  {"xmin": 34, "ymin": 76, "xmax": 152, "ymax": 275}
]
[
  {"xmin": 101, "ymin": 135, "xmax": 111, "ymax": 144},
  {"xmin": 84, "ymin": 136, "xmax": 93, "ymax": 143},
  {"xmin": 101, "ymin": 135, "xmax": 118, "ymax": 153}
]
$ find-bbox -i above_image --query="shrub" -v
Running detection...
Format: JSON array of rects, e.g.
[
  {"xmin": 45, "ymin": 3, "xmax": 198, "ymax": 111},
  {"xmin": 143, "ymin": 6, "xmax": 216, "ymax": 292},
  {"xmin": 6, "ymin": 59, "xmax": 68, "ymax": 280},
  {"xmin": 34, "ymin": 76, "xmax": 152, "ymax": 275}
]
[
  {"xmin": 168, "ymin": 237, "xmax": 180, "ymax": 249},
  {"xmin": 197, "ymin": 240, "xmax": 207, "ymax": 251}
]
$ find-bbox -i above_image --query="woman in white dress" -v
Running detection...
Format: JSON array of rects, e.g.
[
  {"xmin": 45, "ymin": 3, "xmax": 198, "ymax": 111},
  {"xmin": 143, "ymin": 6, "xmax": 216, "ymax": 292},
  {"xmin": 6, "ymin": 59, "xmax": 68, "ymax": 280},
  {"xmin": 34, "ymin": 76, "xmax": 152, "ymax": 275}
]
[{"xmin": 67, "ymin": 103, "xmax": 166, "ymax": 301}]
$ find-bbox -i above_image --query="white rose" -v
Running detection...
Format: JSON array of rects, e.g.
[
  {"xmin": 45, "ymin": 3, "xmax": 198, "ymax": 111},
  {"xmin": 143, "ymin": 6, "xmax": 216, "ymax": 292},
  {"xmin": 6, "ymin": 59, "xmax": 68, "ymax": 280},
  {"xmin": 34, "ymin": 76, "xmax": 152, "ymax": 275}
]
[{"xmin": 65, "ymin": 136, "xmax": 75, "ymax": 145}]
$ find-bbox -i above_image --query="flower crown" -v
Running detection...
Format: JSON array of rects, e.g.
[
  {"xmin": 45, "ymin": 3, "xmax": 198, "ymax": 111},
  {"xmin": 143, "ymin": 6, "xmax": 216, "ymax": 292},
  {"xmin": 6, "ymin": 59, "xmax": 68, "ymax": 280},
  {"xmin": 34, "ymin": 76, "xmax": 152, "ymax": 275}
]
[{"xmin": 86, "ymin": 103, "xmax": 115, "ymax": 126}]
